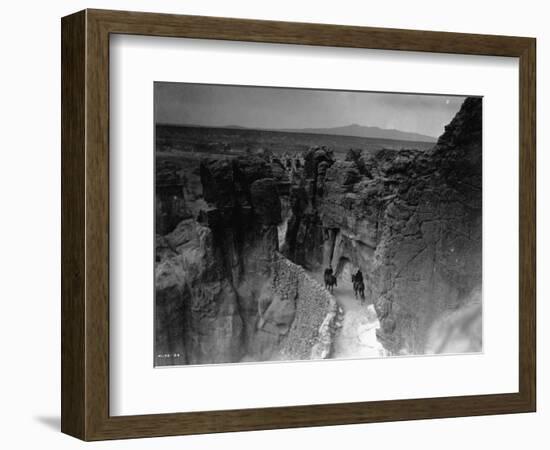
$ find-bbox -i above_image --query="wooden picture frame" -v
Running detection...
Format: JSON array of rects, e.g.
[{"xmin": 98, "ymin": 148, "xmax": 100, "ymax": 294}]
[{"xmin": 61, "ymin": 9, "xmax": 536, "ymax": 441}]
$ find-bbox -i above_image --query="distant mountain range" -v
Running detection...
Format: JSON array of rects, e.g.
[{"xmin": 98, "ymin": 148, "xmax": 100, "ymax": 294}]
[
  {"xmin": 277, "ymin": 124, "xmax": 437, "ymax": 143},
  {"xmin": 163, "ymin": 122, "xmax": 438, "ymax": 143},
  {"xmin": 225, "ymin": 123, "xmax": 437, "ymax": 143}
]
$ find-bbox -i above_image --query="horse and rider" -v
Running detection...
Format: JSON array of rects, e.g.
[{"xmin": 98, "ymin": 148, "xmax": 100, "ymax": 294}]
[
  {"xmin": 324, "ymin": 265, "xmax": 365, "ymax": 302},
  {"xmin": 351, "ymin": 269, "xmax": 365, "ymax": 302},
  {"xmin": 324, "ymin": 266, "xmax": 337, "ymax": 293}
]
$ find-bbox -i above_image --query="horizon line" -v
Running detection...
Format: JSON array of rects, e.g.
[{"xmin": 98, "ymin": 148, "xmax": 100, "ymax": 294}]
[
  {"xmin": 155, "ymin": 122, "xmax": 439, "ymax": 142},
  {"xmin": 154, "ymin": 122, "xmax": 439, "ymax": 143}
]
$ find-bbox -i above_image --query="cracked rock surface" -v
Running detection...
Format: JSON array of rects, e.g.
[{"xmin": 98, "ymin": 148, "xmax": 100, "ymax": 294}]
[
  {"xmin": 283, "ymin": 98, "xmax": 482, "ymax": 354},
  {"xmin": 155, "ymin": 155, "xmax": 336, "ymax": 365},
  {"xmin": 155, "ymin": 96, "xmax": 483, "ymax": 362}
]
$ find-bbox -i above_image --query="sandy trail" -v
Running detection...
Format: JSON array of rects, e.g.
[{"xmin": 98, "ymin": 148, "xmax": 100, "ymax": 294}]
[{"xmin": 311, "ymin": 270, "xmax": 387, "ymax": 359}]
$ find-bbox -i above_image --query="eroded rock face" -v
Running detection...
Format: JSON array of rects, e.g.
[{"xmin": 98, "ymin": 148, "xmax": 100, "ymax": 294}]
[
  {"xmin": 372, "ymin": 98, "xmax": 482, "ymax": 353},
  {"xmin": 155, "ymin": 219, "xmax": 243, "ymax": 365},
  {"xmin": 284, "ymin": 98, "xmax": 483, "ymax": 354},
  {"xmin": 155, "ymin": 154, "xmax": 336, "ymax": 365},
  {"xmin": 156, "ymin": 97, "xmax": 482, "ymax": 362},
  {"xmin": 281, "ymin": 148, "xmax": 335, "ymax": 270}
]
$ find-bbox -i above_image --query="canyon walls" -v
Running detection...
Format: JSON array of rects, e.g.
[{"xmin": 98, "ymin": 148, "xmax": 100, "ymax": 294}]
[
  {"xmin": 155, "ymin": 96, "xmax": 483, "ymax": 362},
  {"xmin": 155, "ymin": 154, "xmax": 336, "ymax": 365},
  {"xmin": 284, "ymin": 97, "xmax": 483, "ymax": 354}
]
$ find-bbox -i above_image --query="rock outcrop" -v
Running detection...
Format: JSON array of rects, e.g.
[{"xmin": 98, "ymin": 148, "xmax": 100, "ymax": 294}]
[
  {"xmin": 156, "ymin": 97, "xmax": 482, "ymax": 362},
  {"xmin": 281, "ymin": 147, "xmax": 335, "ymax": 270},
  {"xmin": 284, "ymin": 98, "xmax": 483, "ymax": 354},
  {"xmin": 155, "ymin": 154, "xmax": 337, "ymax": 365}
]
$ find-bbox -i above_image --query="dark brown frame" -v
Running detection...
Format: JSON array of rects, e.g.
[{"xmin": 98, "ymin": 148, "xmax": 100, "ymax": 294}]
[{"xmin": 61, "ymin": 9, "xmax": 536, "ymax": 441}]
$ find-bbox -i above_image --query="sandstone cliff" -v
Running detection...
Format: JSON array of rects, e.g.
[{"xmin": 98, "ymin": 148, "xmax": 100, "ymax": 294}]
[
  {"xmin": 155, "ymin": 96, "xmax": 482, "ymax": 362},
  {"xmin": 283, "ymin": 97, "xmax": 482, "ymax": 354},
  {"xmin": 155, "ymin": 154, "xmax": 336, "ymax": 365}
]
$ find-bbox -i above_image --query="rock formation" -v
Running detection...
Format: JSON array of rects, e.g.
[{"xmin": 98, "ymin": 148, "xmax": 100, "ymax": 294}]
[
  {"xmin": 155, "ymin": 154, "xmax": 336, "ymax": 365},
  {"xmin": 283, "ymin": 97, "xmax": 482, "ymax": 354},
  {"xmin": 155, "ymin": 96, "xmax": 483, "ymax": 363}
]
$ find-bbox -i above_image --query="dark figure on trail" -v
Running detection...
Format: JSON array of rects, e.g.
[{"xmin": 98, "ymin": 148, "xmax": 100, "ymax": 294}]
[
  {"xmin": 351, "ymin": 269, "xmax": 365, "ymax": 302},
  {"xmin": 324, "ymin": 266, "xmax": 337, "ymax": 293},
  {"xmin": 354, "ymin": 269, "xmax": 363, "ymax": 284}
]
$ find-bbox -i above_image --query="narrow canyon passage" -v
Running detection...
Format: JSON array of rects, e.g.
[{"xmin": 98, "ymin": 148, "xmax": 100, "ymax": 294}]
[
  {"xmin": 310, "ymin": 266, "xmax": 387, "ymax": 360},
  {"xmin": 155, "ymin": 97, "xmax": 483, "ymax": 365}
]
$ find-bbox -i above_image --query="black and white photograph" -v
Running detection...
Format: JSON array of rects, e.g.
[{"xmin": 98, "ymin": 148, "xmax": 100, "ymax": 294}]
[
  {"xmin": 1, "ymin": 0, "xmax": 543, "ymax": 446},
  {"xmin": 154, "ymin": 82, "xmax": 483, "ymax": 367}
]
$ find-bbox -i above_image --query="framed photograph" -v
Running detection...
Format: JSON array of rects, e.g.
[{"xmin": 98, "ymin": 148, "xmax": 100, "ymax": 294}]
[{"xmin": 61, "ymin": 9, "xmax": 536, "ymax": 440}]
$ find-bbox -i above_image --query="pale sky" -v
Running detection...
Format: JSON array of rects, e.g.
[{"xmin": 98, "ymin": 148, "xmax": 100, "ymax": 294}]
[{"xmin": 155, "ymin": 82, "xmax": 468, "ymax": 139}]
